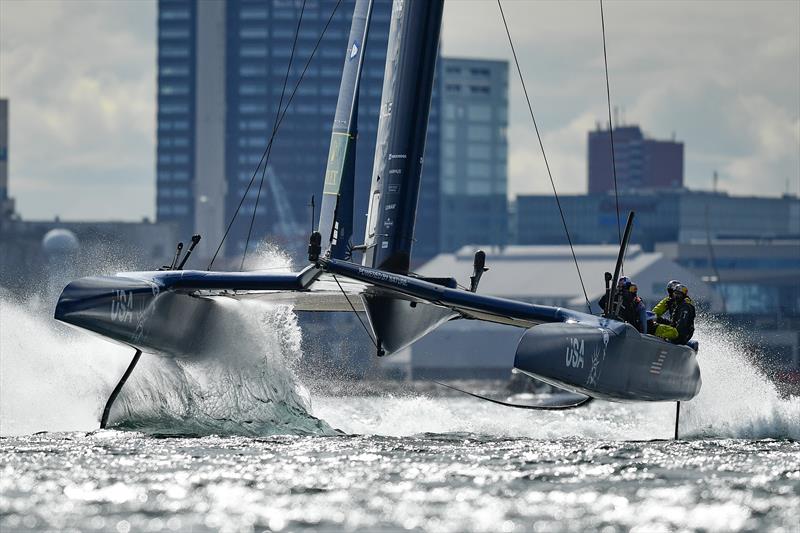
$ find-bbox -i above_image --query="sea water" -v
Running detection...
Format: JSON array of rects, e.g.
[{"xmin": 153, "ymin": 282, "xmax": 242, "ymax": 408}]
[{"xmin": 1, "ymin": 277, "xmax": 798, "ymax": 532}]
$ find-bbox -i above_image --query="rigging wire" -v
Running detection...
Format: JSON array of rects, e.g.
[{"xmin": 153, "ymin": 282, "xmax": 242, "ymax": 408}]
[
  {"xmin": 600, "ymin": 0, "xmax": 622, "ymax": 248},
  {"xmin": 332, "ymin": 274, "xmax": 379, "ymax": 350},
  {"xmin": 208, "ymin": 0, "xmax": 343, "ymax": 270},
  {"xmin": 241, "ymin": 0, "xmax": 307, "ymax": 271},
  {"xmin": 496, "ymin": 0, "xmax": 592, "ymax": 313}
]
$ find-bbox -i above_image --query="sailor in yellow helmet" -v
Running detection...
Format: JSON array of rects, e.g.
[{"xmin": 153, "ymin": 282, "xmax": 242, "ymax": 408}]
[{"xmin": 652, "ymin": 283, "xmax": 696, "ymax": 344}]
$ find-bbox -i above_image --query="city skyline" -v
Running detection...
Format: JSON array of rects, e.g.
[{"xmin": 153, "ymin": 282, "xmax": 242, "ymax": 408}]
[{"xmin": 1, "ymin": 0, "xmax": 798, "ymax": 221}]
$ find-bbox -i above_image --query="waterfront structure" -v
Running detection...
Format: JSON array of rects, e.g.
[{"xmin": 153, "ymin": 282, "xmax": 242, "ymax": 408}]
[
  {"xmin": 517, "ymin": 190, "xmax": 800, "ymax": 251},
  {"xmin": 156, "ymin": 0, "xmax": 441, "ymax": 263},
  {"xmin": 0, "ymin": 218, "xmax": 178, "ymax": 297},
  {"xmin": 588, "ymin": 124, "xmax": 683, "ymax": 194},
  {"xmin": 439, "ymin": 57, "xmax": 508, "ymax": 252}
]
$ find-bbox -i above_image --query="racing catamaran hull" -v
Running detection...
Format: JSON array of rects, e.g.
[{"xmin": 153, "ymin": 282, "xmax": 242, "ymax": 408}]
[
  {"xmin": 514, "ymin": 322, "xmax": 701, "ymax": 402},
  {"xmin": 54, "ymin": 268, "xmax": 320, "ymax": 357}
]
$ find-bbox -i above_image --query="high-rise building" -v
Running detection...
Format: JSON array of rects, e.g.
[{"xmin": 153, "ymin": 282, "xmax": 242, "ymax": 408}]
[
  {"xmin": 0, "ymin": 98, "xmax": 13, "ymax": 221},
  {"xmin": 439, "ymin": 57, "xmax": 508, "ymax": 252},
  {"xmin": 156, "ymin": 0, "xmax": 440, "ymax": 263},
  {"xmin": 588, "ymin": 124, "xmax": 683, "ymax": 194}
]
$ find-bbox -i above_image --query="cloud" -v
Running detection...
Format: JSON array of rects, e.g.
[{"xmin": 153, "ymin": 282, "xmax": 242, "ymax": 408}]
[
  {"xmin": 443, "ymin": 0, "xmax": 800, "ymax": 198},
  {"xmin": 0, "ymin": 0, "xmax": 156, "ymax": 221}
]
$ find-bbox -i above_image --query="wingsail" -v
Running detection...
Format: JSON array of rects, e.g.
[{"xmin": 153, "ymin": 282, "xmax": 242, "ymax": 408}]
[
  {"xmin": 317, "ymin": 0, "xmax": 374, "ymax": 260},
  {"xmin": 361, "ymin": 0, "xmax": 444, "ymax": 274}
]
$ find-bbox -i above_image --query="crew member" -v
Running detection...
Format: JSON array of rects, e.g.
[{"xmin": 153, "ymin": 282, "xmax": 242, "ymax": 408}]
[
  {"xmin": 653, "ymin": 284, "xmax": 696, "ymax": 344},
  {"xmin": 652, "ymin": 279, "xmax": 682, "ymax": 324},
  {"xmin": 628, "ymin": 283, "xmax": 648, "ymax": 334},
  {"xmin": 599, "ymin": 276, "xmax": 629, "ymax": 315},
  {"xmin": 599, "ymin": 277, "xmax": 647, "ymax": 333}
]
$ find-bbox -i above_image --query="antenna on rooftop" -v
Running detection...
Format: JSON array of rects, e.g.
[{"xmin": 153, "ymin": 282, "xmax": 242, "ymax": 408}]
[{"xmin": 713, "ymin": 170, "xmax": 718, "ymax": 193}]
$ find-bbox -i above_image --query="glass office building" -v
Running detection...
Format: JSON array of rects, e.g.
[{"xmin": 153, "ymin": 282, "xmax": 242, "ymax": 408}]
[
  {"xmin": 156, "ymin": 0, "xmax": 440, "ymax": 263},
  {"xmin": 439, "ymin": 57, "xmax": 508, "ymax": 252}
]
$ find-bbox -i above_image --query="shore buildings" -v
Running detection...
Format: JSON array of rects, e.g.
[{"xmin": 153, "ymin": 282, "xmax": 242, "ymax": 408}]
[{"xmin": 517, "ymin": 190, "xmax": 800, "ymax": 251}]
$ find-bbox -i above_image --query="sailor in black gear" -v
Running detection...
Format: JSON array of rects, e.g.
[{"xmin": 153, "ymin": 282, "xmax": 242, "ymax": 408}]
[
  {"xmin": 599, "ymin": 276, "xmax": 629, "ymax": 315},
  {"xmin": 670, "ymin": 284, "xmax": 696, "ymax": 344},
  {"xmin": 599, "ymin": 276, "xmax": 647, "ymax": 333},
  {"xmin": 620, "ymin": 281, "xmax": 647, "ymax": 334}
]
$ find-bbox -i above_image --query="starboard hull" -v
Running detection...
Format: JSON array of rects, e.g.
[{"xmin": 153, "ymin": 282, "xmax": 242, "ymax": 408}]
[{"xmin": 514, "ymin": 322, "xmax": 701, "ymax": 402}]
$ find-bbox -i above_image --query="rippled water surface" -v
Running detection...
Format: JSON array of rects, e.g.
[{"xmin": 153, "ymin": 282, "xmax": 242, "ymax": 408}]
[
  {"xmin": 2, "ymin": 428, "xmax": 799, "ymax": 532},
  {"xmin": 2, "ymin": 293, "xmax": 799, "ymax": 531}
]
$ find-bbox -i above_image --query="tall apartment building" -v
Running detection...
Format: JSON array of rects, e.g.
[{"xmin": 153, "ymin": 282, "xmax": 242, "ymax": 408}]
[
  {"xmin": 439, "ymin": 57, "xmax": 508, "ymax": 252},
  {"xmin": 156, "ymin": 0, "xmax": 440, "ymax": 263},
  {"xmin": 588, "ymin": 124, "xmax": 683, "ymax": 194}
]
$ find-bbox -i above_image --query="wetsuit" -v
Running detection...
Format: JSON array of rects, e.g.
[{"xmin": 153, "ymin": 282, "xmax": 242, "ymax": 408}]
[
  {"xmin": 600, "ymin": 291, "xmax": 647, "ymax": 333},
  {"xmin": 621, "ymin": 293, "xmax": 647, "ymax": 334},
  {"xmin": 672, "ymin": 298, "xmax": 696, "ymax": 344}
]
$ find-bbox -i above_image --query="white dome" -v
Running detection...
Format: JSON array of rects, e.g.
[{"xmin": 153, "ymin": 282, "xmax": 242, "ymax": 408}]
[{"xmin": 42, "ymin": 228, "xmax": 80, "ymax": 255}]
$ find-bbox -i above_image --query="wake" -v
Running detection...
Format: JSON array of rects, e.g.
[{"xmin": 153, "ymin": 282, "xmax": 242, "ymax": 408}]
[
  {"xmin": 313, "ymin": 317, "xmax": 800, "ymax": 440},
  {"xmin": 0, "ymin": 244, "xmax": 335, "ymax": 437},
  {"xmin": 679, "ymin": 318, "xmax": 800, "ymax": 439}
]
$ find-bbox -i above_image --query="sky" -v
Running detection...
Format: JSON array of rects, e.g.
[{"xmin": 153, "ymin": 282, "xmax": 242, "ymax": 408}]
[{"xmin": 0, "ymin": 0, "xmax": 798, "ymax": 221}]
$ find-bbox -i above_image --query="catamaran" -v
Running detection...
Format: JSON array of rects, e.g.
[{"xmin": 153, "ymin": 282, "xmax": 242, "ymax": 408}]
[{"xmin": 54, "ymin": 0, "xmax": 700, "ymax": 432}]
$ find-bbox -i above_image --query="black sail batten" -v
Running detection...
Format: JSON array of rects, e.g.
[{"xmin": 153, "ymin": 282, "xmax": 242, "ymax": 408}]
[
  {"xmin": 363, "ymin": 0, "xmax": 445, "ymax": 274},
  {"xmin": 318, "ymin": 0, "xmax": 374, "ymax": 260}
]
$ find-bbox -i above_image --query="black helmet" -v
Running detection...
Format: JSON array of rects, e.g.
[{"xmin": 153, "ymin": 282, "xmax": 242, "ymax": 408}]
[
  {"xmin": 673, "ymin": 284, "xmax": 689, "ymax": 299},
  {"xmin": 667, "ymin": 280, "xmax": 681, "ymax": 294}
]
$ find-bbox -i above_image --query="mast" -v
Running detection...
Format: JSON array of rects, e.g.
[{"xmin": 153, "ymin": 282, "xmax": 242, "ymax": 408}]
[
  {"xmin": 317, "ymin": 0, "xmax": 374, "ymax": 260},
  {"xmin": 362, "ymin": 0, "xmax": 445, "ymax": 273}
]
